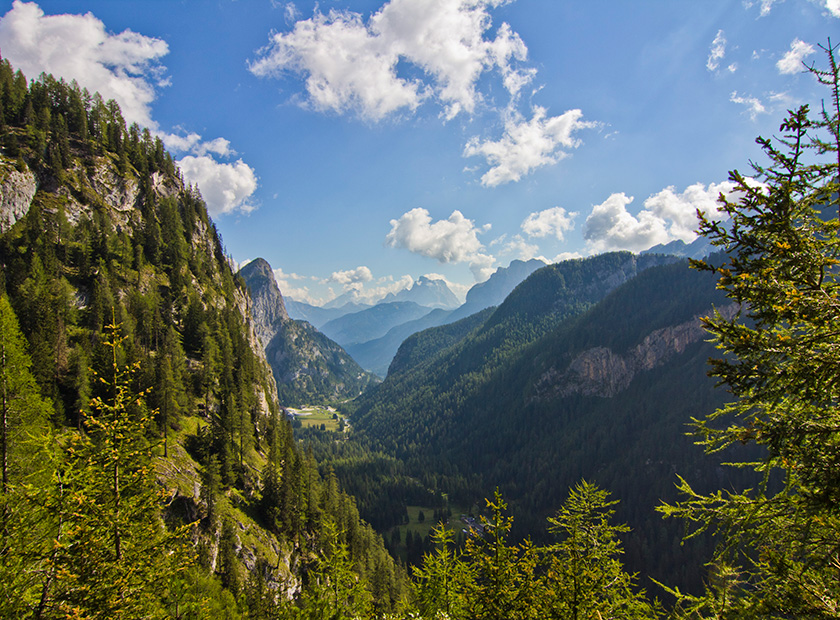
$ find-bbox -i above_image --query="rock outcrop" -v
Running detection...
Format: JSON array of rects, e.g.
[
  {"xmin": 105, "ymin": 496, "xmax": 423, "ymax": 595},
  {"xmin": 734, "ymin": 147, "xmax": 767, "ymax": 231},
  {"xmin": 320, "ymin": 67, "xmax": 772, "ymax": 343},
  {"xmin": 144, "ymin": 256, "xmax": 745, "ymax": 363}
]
[
  {"xmin": 0, "ymin": 162, "xmax": 36, "ymax": 231},
  {"xmin": 239, "ymin": 257, "xmax": 378, "ymax": 405},
  {"xmin": 535, "ymin": 303, "xmax": 739, "ymax": 399}
]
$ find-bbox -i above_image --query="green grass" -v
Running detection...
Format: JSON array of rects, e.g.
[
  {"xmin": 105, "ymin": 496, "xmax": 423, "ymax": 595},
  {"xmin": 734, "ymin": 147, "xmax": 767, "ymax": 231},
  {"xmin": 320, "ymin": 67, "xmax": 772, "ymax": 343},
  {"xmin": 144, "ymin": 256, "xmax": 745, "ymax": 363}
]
[{"xmin": 291, "ymin": 406, "xmax": 345, "ymax": 431}]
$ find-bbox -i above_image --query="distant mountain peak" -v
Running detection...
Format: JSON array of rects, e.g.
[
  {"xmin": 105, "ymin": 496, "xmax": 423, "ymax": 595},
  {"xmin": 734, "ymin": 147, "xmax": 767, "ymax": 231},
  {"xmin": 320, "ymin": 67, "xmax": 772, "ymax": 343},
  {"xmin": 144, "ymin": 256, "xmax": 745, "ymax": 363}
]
[{"xmin": 381, "ymin": 275, "xmax": 460, "ymax": 309}]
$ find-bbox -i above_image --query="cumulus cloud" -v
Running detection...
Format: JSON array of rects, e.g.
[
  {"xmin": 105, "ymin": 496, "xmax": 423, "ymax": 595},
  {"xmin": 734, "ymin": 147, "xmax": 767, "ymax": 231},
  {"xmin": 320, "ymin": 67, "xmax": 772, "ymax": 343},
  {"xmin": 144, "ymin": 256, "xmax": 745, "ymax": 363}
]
[
  {"xmin": 163, "ymin": 131, "xmax": 236, "ymax": 158},
  {"xmin": 385, "ymin": 207, "xmax": 495, "ymax": 280},
  {"xmin": 249, "ymin": 0, "xmax": 534, "ymax": 121},
  {"xmin": 464, "ymin": 107, "xmax": 595, "ymax": 187},
  {"xmin": 178, "ymin": 156, "xmax": 258, "ymax": 216},
  {"xmin": 777, "ymin": 38, "xmax": 815, "ymax": 74},
  {"xmin": 521, "ymin": 206, "xmax": 577, "ymax": 241},
  {"xmin": 329, "ymin": 266, "xmax": 374, "ymax": 286},
  {"xmin": 707, "ymin": 30, "xmax": 727, "ymax": 72},
  {"xmin": 0, "ymin": 1, "xmax": 168, "ymax": 128},
  {"xmin": 494, "ymin": 234, "xmax": 541, "ymax": 260},
  {"xmin": 551, "ymin": 251, "xmax": 582, "ymax": 263},
  {"xmin": 827, "ymin": 0, "xmax": 840, "ymax": 17},
  {"xmin": 583, "ymin": 182, "xmax": 737, "ymax": 254}
]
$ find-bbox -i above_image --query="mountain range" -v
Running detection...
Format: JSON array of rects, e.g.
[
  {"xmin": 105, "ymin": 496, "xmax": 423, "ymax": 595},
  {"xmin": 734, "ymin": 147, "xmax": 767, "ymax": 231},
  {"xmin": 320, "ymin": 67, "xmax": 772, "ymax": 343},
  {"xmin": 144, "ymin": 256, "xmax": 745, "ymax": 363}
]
[
  {"xmin": 320, "ymin": 252, "xmax": 757, "ymax": 593},
  {"xmin": 283, "ymin": 258, "xmax": 548, "ymax": 377}
]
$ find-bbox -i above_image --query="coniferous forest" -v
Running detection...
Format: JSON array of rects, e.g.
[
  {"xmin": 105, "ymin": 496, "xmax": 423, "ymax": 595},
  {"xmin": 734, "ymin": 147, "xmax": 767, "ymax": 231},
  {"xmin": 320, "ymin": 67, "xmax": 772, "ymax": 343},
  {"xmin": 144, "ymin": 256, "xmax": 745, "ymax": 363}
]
[{"xmin": 0, "ymin": 40, "xmax": 839, "ymax": 619}]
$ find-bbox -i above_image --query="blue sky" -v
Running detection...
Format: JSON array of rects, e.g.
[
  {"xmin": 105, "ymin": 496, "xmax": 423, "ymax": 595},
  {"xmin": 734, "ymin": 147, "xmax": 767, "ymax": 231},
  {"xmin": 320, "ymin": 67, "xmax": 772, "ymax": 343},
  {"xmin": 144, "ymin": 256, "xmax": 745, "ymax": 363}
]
[{"xmin": 0, "ymin": 0, "xmax": 836, "ymax": 304}]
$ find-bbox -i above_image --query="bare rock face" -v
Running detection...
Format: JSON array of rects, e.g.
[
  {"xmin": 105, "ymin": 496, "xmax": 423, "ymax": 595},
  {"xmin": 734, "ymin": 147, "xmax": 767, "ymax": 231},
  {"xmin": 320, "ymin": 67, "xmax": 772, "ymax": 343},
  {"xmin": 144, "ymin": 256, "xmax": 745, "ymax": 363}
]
[
  {"xmin": 0, "ymin": 162, "xmax": 37, "ymax": 232},
  {"xmin": 238, "ymin": 257, "xmax": 290, "ymax": 348},
  {"xmin": 535, "ymin": 303, "xmax": 739, "ymax": 399}
]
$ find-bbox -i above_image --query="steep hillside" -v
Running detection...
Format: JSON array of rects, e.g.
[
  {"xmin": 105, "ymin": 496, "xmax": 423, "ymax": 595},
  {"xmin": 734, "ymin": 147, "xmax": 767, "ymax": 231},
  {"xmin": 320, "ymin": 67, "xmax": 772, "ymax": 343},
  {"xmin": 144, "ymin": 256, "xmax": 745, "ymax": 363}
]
[
  {"xmin": 341, "ymin": 256, "xmax": 755, "ymax": 592},
  {"xmin": 239, "ymin": 258, "xmax": 378, "ymax": 405},
  {"xmin": 0, "ymin": 63, "xmax": 405, "ymax": 616},
  {"xmin": 353, "ymin": 252, "xmax": 678, "ymax": 449}
]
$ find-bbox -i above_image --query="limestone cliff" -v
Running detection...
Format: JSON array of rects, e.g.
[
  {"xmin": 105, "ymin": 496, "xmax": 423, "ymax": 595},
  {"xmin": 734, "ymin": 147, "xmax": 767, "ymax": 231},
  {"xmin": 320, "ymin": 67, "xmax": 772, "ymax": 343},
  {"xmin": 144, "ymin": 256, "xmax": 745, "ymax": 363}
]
[
  {"xmin": 534, "ymin": 303, "xmax": 738, "ymax": 399},
  {"xmin": 0, "ymin": 160, "xmax": 36, "ymax": 231}
]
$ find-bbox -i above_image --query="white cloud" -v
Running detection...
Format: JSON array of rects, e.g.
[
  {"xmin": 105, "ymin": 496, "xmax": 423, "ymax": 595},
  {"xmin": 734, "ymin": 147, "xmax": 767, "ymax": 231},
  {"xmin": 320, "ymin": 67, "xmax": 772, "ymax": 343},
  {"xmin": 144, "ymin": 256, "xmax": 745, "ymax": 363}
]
[
  {"xmin": 521, "ymin": 206, "xmax": 578, "ymax": 241},
  {"xmin": 249, "ymin": 0, "xmax": 534, "ymax": 121},
  {"xmin": 583, "ymin": 182, "xmax": 737, "ymax": 254},
  {"xmin": 385, "ymin": 207, "xmax": 495, "ymax": 280},
  {"xmin": 777, "ymin": 38, "xmax": 815, "ymax": 74},
  {"xmin": 583, "ymin": 193, "xmax": 666, "ymax": 254},
  {"xmin": 730, "ymin": 91, "xmax": 767, "ymax": 120},
  {"xmin": 178, "ymin": 156, "xmax": 258, "ymax": 216},
  {"xmin": 463, "ymin": 107, "xmax": 595, "ymax": 187},
  {"xmin": 643, "ymin": 182, "xmax": 734, "ymax": 239},
  {"xmin": 271, "ymin": 267, "xmax": 319, "ymax": 303},
  {"xmin": 707, "ymin": 30, "xmax": 727, "ymax": 72},
  {"xmin": 0, "ymin": 1, "xmax": 168, "ymax": 128},
  {"xmin": 745, "ymin": 0, "xmax": 783, "ymax": 16},
  {"xmin": 162, "ymin": 132, "xmax": 236, "ymax": 158},
  {"xmin": 359, "ymin": 274, "xmax": 416, "ymax": 303},
  {"xmin": 496, "ymin": 234, "xmax": 541, "ymax": 260},
  {"xmin": 551, "ymin": 251, "xmax": 582, "ymax": 263},
  {"xmin": 329, "ymin": 266, "xmax": 374, "ymax": 285},
  {"xmin": 827, "ymin": 0, "xmax": 840, "ymax": 17}
]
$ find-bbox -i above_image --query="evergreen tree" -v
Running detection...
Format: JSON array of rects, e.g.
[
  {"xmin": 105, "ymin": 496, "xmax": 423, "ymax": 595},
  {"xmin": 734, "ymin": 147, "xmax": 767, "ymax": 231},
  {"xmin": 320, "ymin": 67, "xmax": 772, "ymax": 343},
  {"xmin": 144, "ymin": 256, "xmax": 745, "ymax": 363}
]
[
  {"xmin": 661, "ymin": 42, "xmax": 840, "ymax": 618},
  {"xmin": 412, "ymin": 522, "xmax": 473, "ymax": 619},
  {"xmin": 298, "ymin": 518, "xmax": 372, "ymax": 620},
  {"xmin": 542, "ymin": 481, "xmax": 659, "ymax": 619},
  {"xmin": 49, "ymin": 318, "xmax": 190, "ymax": 617},
  {"xmin": 0, "ymin": 294, "xmax": 53, "ymax": 617}
]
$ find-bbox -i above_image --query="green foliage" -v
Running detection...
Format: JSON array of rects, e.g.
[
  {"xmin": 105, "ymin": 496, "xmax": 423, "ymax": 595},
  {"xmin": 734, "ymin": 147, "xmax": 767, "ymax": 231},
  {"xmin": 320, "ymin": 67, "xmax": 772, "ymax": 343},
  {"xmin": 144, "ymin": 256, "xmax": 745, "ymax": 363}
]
[
  {"xmin": 47, "ymin": 319, "xmax": 192, "ymax": 617},
  {"xmin": 334, "ymin": 255, "xmax": 736, "ymax": 591},
  {"xmin": 0, "ymin": 294, "xmax": 53, "ymax": 618},
  {"xmin": 409, "ymin": 485, "xmax": 659, "ymax": 620},
  {"xmin": 543, "ymin": 481, "xmax": 659, "ymax": 620},
  {"xmin": 0, "ymin": 58, "xmax": 409, "ymax": 618},
  {"xmin": 660, "ymin": 41, "xmax": 840, "ymax": 618},
  {"xmin": 298, "ymin": 518, "xmax": 374, "ymax": 620}
]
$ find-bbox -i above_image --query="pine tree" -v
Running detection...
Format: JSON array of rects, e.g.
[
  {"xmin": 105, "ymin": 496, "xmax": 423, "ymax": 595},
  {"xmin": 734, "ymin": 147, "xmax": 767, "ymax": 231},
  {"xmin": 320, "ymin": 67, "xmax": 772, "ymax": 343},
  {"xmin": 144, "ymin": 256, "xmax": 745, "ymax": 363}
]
[
  {"xmin": 412, "ymin": 522, "xmax": 473, "ymax": 619},
  {"xmin": 542, "ymin": 481, "xmax": 659, "ymax": 619}
]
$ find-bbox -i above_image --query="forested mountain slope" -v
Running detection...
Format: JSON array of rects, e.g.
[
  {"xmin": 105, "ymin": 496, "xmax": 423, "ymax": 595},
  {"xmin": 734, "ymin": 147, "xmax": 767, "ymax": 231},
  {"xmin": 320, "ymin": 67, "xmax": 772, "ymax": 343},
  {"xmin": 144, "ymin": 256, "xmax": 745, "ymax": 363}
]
[
  {"xmin": 343, "ymin": 256, "xmax": 754, "ymax": 592},
  {"xmin": 0, "ymin": 60, "xmax": 405, "ymax": 617},
  {"xmin": 239, "ymin": 257, "xmax": 378, "ymax": 405}
]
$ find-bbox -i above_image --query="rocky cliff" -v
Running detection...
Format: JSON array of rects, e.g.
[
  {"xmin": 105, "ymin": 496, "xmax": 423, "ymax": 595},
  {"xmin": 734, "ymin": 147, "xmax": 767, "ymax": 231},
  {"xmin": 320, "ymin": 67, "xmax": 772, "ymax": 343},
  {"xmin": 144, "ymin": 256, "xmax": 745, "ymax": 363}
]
[
  {"xmin": 0, "ymin": 160, "xmax": 36, "ymax": 231},
  {"xmin": 534, "ymin": 303, "xmax": 738, "ymax": 399},
  {"xmin": 239, "ymin": 257, "xmax": 379, "ymax": 405}
]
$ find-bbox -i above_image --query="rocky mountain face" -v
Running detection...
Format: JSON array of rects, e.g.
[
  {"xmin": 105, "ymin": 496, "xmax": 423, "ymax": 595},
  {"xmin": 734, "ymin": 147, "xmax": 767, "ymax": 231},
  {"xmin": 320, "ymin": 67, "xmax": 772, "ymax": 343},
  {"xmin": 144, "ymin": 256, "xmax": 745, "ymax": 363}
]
[
  {"xmin": 534, "ymin": 302, "xmax": 739, "ymax": 399},
  {"xmin": 239, "ymin": 258, "xmax": 289, "ymax": 347},
  {"xmin": 0, "ymin": 162, "xmax": 37, "ymax": 230},
  {"xmin": 239, "ymin": 257, "xmax": 379, "ymax": 405}
]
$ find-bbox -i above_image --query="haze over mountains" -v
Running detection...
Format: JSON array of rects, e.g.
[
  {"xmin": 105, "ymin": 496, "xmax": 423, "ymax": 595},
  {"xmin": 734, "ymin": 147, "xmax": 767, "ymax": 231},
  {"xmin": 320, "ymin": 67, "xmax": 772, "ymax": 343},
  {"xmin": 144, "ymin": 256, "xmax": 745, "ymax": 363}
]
[{"xmin": 282, "ymin": 258, "xmax": 548, "ymax": 376}]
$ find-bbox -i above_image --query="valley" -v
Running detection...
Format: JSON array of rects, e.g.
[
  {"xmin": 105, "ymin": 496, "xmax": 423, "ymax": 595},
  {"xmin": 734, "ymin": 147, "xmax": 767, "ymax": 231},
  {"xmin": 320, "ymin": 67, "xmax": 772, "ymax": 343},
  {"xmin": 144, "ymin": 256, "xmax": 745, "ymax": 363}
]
[{"xmin": 0, "ymin": 37, "xmax": 838, "ymax": 620}]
